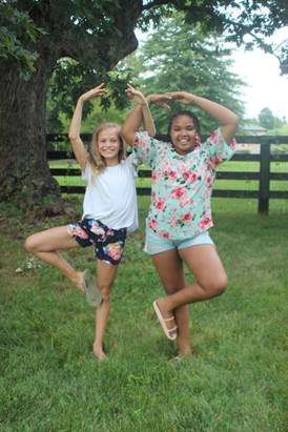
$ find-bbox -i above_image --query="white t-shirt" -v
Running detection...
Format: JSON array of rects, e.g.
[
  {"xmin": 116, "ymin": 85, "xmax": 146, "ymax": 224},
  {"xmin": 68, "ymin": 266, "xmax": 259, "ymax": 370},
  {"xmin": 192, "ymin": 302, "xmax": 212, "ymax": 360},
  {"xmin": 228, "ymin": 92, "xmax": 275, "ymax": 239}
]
[{"xmin": 82, "ymin": 154, "xmax": 138, "ymax": 232}]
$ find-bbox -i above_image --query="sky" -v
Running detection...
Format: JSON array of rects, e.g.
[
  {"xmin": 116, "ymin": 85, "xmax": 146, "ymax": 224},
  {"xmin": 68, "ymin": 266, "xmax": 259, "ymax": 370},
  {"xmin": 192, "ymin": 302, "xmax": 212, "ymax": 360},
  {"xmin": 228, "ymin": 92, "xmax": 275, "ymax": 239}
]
[
  {"xmin": 136, "ymin": 26, "xmax": 288, "ymax": 122},
  {"xmin": 230, "ymin": 27, "xmax": 288, "ymax": 121}
]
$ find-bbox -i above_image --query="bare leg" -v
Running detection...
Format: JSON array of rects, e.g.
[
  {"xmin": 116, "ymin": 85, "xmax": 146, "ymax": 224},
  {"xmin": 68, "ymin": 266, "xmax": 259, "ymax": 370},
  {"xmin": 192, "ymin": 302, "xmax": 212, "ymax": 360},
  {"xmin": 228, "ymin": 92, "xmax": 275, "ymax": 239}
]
[
  {"xmin": 152, "ymin": 249, "xmax": 191, "ymax": 356},
  {"xmin": 24, "ymin": 226, "xmax": 84, "ymax": 290},
  {"xmin": 155, "ymin": 245, "xmax": 228, "ymax": 324},
  {"xmin": 93, "ymin": 260, "xmax": 118, "ymax": 360}
]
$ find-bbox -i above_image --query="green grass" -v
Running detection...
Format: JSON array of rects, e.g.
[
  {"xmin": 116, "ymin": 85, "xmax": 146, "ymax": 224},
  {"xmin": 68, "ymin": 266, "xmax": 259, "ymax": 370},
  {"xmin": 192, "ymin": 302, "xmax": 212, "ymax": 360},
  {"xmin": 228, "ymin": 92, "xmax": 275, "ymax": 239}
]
[{"xmin": 0, "ymin": 198, "xmax": 287, "ymax": 431}]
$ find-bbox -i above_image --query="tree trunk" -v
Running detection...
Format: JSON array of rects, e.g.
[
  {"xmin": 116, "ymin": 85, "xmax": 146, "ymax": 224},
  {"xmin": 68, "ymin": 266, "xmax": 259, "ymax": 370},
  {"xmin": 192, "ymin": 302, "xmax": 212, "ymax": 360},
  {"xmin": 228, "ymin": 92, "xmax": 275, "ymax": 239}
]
[{"xmin": 0, "ymin": 57, "xmax": 64, "ymax": 213}]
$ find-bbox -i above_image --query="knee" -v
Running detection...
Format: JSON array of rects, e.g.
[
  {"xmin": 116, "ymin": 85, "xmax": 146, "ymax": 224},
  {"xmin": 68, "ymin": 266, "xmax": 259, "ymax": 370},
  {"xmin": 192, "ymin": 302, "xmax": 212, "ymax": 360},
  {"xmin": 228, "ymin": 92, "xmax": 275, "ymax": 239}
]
[
  {"xmin": 204, "ymin": 273, "xmax": 228, "ymax": 298},
  {"xmin": 24, "ymin": 235, "xmax": 36, "ymax": 253}
]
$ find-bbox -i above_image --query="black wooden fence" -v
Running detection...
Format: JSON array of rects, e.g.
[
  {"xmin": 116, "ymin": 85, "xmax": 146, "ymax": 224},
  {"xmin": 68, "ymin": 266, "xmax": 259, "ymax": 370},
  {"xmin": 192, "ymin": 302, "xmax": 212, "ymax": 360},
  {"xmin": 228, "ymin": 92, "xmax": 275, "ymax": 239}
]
[{"xmin": 47, "ymin": 134, "xmax": 288, "ymax": 215}]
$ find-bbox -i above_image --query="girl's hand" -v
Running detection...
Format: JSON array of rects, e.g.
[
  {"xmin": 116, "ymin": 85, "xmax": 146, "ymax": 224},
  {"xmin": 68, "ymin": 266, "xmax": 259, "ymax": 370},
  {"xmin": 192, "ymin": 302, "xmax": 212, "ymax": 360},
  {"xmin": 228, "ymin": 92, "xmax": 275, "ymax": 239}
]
[
  {"xmin": 146, "ymin": 93, "xmax": 172, "ymax": 111},
  {"xmin": 166, "ymin": 91, "xmax": 195, "ymax": 104},
  {"xmin": 80, "ymin": 83, "xmax": 106, "ymax": 103},
  {"xmin": 125, "ymin": 84, "xmax": 147, "ymax": 105}
]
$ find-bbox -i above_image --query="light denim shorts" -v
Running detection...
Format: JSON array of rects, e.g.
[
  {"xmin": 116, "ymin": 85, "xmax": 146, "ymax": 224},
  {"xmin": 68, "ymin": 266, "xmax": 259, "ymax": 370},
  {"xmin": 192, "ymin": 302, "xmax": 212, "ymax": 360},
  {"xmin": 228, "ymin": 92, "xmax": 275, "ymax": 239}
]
[{"xmin": 144, "ymin": 228, "xmax": 214, "ymax": 255}]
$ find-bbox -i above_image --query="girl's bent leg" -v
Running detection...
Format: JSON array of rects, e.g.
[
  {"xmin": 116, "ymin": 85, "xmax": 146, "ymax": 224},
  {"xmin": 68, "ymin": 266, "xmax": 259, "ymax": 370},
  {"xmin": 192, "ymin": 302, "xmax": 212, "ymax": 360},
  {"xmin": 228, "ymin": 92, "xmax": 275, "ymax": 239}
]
[
  {"xmin": 152, "ymin": 249, "xmax": 192, "ymax": 356},
  {"xmin": 158, "ymin": 245, "xmax": 228, "ymax": 313},
  {"xmin": 24, "ymin": 226, "xmax": 83, "ymax": 290},
  {"xmin": 93, "ymin": 260, "xmax": 118, "ymax": 360}
]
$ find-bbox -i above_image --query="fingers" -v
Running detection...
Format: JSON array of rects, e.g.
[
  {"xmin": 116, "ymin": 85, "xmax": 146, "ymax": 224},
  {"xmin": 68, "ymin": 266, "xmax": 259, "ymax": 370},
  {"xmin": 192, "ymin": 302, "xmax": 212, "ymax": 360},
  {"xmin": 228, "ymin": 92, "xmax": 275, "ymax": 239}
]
[
  {"xmin": 125, "ymin": 83, "xmax": 138, "ymax": 99},
  {"xmin": 94, "ymin": 82, "xmax": 106, "ymax": 95},
  {"xmin": 160, "ymin": 102, "xmax": 171, "ymax": 111},
  {"xmin": 125, "ymin": 84, "xmax": 146, "ymax": 104},
  {"xmin": 147, "ymin": 94, "xmax": 172, "ymax": 110}
]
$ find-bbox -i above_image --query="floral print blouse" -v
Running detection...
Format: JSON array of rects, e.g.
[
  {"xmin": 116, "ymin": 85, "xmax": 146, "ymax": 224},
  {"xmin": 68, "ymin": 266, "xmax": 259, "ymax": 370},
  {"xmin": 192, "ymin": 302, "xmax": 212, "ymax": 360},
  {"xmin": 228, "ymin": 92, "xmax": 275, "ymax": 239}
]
[{"xmin": 133, "ymin": 129, "xmax": 236, "ymax": 240}]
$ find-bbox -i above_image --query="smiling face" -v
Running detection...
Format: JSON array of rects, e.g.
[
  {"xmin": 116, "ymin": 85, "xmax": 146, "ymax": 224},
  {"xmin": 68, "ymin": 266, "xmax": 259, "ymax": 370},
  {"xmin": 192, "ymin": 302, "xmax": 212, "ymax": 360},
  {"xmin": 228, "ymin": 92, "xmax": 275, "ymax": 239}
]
[
  {"xmin": 96, "ymin": 126, "xmax": 122, "ymax": 165},
  {"xmin": 169, "ymin": 114, "xmax": 199, "ymax": 155}
]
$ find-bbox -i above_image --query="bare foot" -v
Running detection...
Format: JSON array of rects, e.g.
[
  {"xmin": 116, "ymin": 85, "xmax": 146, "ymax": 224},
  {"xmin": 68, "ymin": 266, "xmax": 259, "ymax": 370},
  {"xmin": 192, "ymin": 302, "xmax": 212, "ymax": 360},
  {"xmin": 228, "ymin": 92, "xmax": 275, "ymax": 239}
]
[
  {"xmin": 93, "ymin": 343, "xmax": 107, "ymax": 361},
  {"xmin": 154, "ymin": 298, "xmax": 177, "ymax": 340}
]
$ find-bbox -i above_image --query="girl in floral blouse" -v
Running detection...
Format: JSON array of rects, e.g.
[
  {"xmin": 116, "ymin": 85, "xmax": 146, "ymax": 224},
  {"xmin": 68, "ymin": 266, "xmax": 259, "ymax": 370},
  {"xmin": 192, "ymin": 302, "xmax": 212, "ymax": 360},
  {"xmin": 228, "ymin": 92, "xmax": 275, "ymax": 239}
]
[
  {"xmin": 25, "ymin": 83, "xmax": 155, "ymax": 360},
  {"xmin": 122, "ymin": 86, "xmax": 239, "ymax": 358}
]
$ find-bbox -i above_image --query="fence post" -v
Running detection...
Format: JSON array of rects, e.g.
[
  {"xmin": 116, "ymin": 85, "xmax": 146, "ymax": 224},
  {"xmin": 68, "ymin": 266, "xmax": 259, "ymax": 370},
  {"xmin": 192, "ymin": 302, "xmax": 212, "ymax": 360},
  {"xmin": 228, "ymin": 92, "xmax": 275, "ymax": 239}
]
[{"xmin": 258, "ymin": 140, "xmax": 271, "ymax": 215}]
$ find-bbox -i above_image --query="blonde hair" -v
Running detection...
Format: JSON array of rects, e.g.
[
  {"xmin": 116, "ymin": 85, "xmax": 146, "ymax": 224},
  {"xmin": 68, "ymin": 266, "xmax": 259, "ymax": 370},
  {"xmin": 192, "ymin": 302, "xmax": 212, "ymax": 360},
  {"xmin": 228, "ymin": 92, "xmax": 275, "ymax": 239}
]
[{"xmin": 88, "ymin": 122, "xmax": 126, "ymax": 174}]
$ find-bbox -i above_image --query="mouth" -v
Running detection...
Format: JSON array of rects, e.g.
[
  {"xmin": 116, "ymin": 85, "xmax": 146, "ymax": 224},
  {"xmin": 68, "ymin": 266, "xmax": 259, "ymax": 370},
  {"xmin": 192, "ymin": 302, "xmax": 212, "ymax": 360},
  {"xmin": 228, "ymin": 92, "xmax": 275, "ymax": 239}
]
[{"xmin": 100, "ymin": 148, "xmax": 117, "ymax": 152}]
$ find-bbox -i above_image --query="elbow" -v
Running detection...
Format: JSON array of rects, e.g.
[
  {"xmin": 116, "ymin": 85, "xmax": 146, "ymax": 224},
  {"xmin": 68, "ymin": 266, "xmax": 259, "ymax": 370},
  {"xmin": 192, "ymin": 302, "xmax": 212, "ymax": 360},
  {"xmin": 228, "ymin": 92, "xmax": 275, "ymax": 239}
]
[
  {"xmin": 121, "ymin": 127, "xmax": 134, "ymax": 146},
  {"xmin": 235, "ymin": 113, "xmax": 240, "ymax": 125},
  {"xmin": 226, "ymin": 114, "xmax": 240, "ymax": 133},
  {"xmin": 68, "ymin": 132, "xmax": 79, "ymax": 144},
  {"xmin": 232, "ymin": 113, "xmax": 240, "ymax": 128}
]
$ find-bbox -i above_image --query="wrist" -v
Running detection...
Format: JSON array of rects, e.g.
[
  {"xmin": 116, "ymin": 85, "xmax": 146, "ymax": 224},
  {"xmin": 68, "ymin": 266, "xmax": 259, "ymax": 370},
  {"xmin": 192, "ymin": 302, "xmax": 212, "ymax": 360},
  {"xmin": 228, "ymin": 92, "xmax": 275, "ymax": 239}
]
[
  {"xmin": 189, "ymin": 94, "xmax": 198, "ymax": 104},
  {"xmin": 134, "ymin": 101, "xmax": 148, "ymax": 107}
]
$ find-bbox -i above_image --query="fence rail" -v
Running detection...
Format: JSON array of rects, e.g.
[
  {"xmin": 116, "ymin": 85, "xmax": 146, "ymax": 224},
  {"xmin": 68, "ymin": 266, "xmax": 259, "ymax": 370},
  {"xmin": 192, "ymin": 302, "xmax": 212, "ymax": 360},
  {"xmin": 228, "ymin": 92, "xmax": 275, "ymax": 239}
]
[{"xmin": 47, "ymin": 134, "xmax": 288, "ymax": 214}]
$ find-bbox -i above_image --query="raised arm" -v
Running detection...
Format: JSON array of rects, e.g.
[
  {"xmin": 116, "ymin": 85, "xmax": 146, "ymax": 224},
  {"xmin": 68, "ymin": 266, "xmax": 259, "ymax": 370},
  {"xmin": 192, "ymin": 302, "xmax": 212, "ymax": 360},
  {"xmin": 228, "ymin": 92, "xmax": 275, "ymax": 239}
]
[
  {"xmin": 167, "ymin": 91, "xmax": 239, "ymax": 142},
  {"xmin": 121, "ymin": 84, "xmax": 155, "ymax": 145},
  {"xmin": 68, "ymin": 83, "xmax": 106, "ymax": 169},
  {"xmin": 122, "ymin": 85, "xmax": 172, "ymax": 146}
]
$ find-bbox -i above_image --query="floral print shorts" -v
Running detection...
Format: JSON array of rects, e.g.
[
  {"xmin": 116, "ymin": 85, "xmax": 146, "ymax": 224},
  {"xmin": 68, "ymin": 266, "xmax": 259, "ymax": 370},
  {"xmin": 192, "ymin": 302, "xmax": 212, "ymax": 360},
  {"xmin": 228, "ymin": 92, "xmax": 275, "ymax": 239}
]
[{"xmin": 67, "ymin": 218, "xmax": 127, "ymax": 265}]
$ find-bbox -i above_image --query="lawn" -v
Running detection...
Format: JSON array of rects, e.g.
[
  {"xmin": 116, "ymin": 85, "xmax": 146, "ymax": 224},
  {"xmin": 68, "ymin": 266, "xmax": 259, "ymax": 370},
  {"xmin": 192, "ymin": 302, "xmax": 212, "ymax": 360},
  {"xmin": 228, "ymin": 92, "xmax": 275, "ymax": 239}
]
[{"xmin": 0, "ymin": 197, "xmax": 287, "ymax": 432}]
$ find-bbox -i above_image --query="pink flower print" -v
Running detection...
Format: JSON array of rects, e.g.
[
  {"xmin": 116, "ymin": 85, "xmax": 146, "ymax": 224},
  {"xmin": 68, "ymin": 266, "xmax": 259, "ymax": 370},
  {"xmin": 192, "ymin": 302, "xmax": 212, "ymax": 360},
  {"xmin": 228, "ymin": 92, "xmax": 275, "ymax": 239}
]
[
  {"xmin": 210, "ymin": 155, "xmax": 223, "ymax": 168},
  {"xmin": 206, "ymin": 175, "xmax": 213, "ymax": 187},
  {"xmin": 106, "ymin": 229, "xmax": 114, "ymax": 236},
  {"xmin": 168, "ymin": 169, "xmax": 177, "ymax": 180},
  {"xmin": 90, "ymin": 223, "xmax": 105, "ymax": 236},
  {"xmin": 148, "ymin": 218, "xmax": 158, "ymax": 231},
  {"xmin": 171, "ymin": 186, "xmax": 186, "ymax": 199},
  {"xmin": 134, "ymin": 135, "xmax": 146, "ymax": 149},
  {"xmin": 71, "ymin": 226, "xmax": 89, "ymax": 239},
  {"xmin": 159, "ymin": 231, "xmax": 170, "ymax": 239},
  {"xmin": 183, "ymin": 171, "xmax": 197, "ymax": 183},
  {"xmin": 169, "ymin": 215, "xmax": 178, "ymax": 227},
  {"xmin": 155, "ymin": 197, "xmax": 166, "ymax": 211},
  {"xmin": 199, "ymin": 215, "xmax": 212, "ymax": 229},
  {"xmin": 179, "ymin": 162, "xmax": 188, "ymax": 174},
  {"xmin": 182, "ymin": 212, "xmax": 192, "ymax": 223},
  {"xmin": 106, "ymin": 243, "xmax": 122, "ymax": 261},
  {"xmin": 152, "ymin": 170, "xmax": 161, "ymax": 182},
  {"xmin": 179, "ymin": 195, "xmax": 191, "ymax": 208},
  {"xmin": 229, "ymin": 138, "xmax": 237, "ymax": 149},
  {"xmin": 209, "ymin": 130, "xmax": 218, "ymax": 144}
]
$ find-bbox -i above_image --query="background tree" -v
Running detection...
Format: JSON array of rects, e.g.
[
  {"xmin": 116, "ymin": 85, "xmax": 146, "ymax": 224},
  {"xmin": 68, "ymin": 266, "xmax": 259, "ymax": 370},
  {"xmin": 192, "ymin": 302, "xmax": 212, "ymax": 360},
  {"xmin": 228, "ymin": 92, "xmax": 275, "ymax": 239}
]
[
  {"xmin": 258, "ymin": 107, "xmax": 275, "ymax": 130},
  {"xmin": 124, "ymin": 13, "xmax": 245, "ymax": 134},
  {"xmin": 1, "ymin": 0, "xmax": 287, "ymax": 213}
]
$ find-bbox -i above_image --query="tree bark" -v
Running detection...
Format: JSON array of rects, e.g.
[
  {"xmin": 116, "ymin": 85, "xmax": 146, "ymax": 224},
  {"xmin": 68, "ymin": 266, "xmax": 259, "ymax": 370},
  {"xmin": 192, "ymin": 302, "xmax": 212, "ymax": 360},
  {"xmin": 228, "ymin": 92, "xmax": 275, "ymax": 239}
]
[
  {"xmin": 0, "ymin": 2, "xmax": 142, "ymax": 214},
  {"xmin": 0, "ymin": 56, "xmax": 64, "ymax": 213}
]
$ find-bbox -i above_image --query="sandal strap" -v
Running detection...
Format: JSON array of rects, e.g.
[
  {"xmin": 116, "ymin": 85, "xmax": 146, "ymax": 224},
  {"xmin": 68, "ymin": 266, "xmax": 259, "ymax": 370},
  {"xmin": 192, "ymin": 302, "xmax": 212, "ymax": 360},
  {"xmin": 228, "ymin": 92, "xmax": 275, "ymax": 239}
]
[
  {"xmin": 164, "ymin": 315, "xmax": 175, "ymax": 322},
  {"xmin": 168, "ymin": 326, "xmax": 178, "ymax": 333}
]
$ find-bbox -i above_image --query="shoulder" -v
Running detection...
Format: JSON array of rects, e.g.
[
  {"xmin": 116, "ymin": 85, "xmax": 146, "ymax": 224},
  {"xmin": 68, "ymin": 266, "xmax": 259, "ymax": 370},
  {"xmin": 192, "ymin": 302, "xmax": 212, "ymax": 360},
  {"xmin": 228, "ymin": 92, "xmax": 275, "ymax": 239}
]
[
  {"xmin": 135, "ymin": 131, "xmax": 163, "ymax": 146},
  {"xmin": 205, "ymin": 128, "xmax": 224, "ymax": 145}
]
